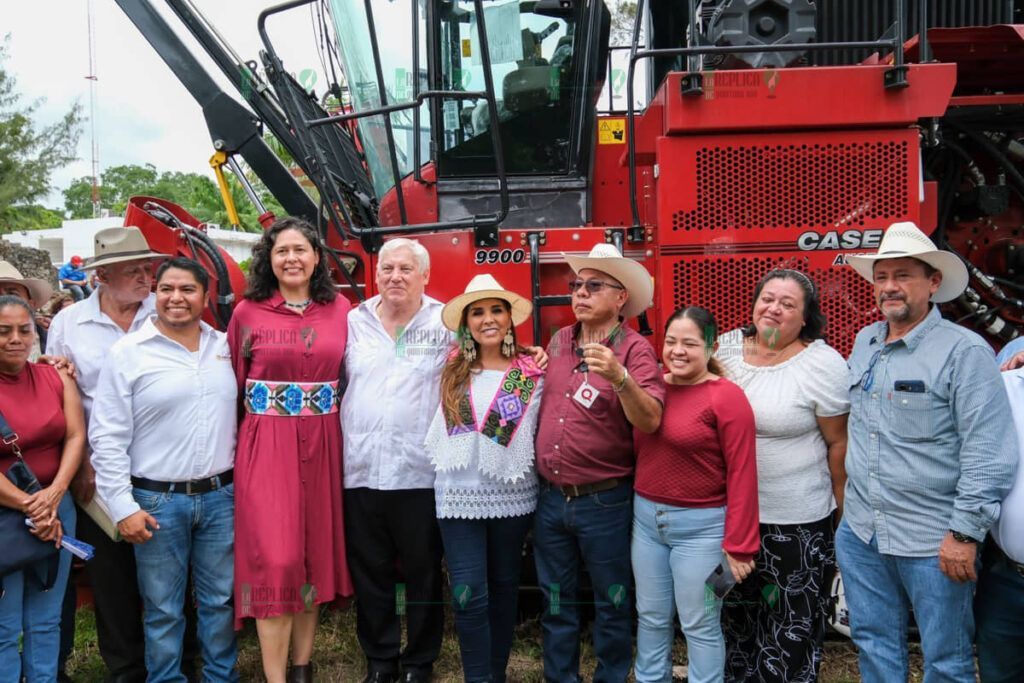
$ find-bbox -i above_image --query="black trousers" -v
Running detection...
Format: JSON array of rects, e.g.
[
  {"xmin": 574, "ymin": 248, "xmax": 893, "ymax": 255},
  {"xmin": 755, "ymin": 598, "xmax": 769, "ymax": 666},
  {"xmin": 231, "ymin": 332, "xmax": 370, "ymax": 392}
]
[
  {"xmin": 69, "ymin": 505, "xmax": 201, "ymax": 682},
  {"xmin": 344, "ymin": 488, "xmax": 444, "ymax": 675}
]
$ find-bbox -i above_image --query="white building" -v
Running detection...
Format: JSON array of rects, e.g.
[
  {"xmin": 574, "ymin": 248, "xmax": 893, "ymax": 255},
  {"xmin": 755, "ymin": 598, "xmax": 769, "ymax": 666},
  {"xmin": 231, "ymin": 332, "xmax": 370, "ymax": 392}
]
[{"xmin": 5, "ymin": 217, "xmax": 261, "ymax": 267}]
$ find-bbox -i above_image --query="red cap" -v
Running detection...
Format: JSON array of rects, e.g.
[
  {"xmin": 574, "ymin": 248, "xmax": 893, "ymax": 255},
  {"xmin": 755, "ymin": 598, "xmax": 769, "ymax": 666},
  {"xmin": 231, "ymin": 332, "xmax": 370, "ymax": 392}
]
[{"xmin": 70, "ymin": 255, "xmax": 83, "ymax": 265}]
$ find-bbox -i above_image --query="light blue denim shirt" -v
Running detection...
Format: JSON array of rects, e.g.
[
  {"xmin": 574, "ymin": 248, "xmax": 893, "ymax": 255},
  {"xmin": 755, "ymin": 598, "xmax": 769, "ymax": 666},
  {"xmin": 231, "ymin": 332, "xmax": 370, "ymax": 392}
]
[{"xmin": 845, "ymin": 305, "xmax": 1017, "ymax": 557}]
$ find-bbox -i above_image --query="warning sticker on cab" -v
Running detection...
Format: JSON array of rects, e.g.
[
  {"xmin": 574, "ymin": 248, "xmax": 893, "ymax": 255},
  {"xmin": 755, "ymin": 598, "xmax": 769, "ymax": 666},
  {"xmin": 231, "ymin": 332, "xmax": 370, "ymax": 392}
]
[
  {"xmin": 598, "ymin": 119, "xmax": 625, "ymax": 145},
  {"xmin": 461, "ymin": 39, "xmax": 472, "ymax": 58}
]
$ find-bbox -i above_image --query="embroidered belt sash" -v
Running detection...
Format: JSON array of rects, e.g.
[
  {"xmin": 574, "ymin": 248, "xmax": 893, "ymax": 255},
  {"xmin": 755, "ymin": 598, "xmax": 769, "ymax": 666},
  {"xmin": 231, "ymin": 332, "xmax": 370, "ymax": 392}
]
[
  {"xmin": 445, "ymin": 357, "xmax": 543, "ymax": 447},
  {"xmin": 244, "ymin": 379, "xmax": 339, "ymax": 416}
]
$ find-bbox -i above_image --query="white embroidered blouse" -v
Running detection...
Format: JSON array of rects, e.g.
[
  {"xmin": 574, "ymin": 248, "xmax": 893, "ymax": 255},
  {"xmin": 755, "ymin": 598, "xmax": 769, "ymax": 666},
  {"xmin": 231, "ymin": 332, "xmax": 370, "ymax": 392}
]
[{"xmin": 424, "ymin": 368, "xmax": 544, "ymax": 519}]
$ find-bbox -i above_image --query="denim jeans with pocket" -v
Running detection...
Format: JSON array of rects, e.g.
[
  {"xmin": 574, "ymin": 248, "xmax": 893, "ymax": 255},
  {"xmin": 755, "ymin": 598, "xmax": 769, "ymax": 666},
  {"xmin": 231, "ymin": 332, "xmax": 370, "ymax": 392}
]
[
  {"xmin": 533, "ymin": 480, "xmax": 634, "ymax": 683},
  {"xmin": 631, "ymin": 495, "xmax": 726, "ymax": 683},
  {"xmin": 133, "ymin": 484, "xmax": 237, "ymax": 683},
  {"xmin": 438, "ymin": 514, "xmax": 533, "ymax": 683},
  {"xmin": 835, "ymin": 518, "xmax": 976, "ymax": 683},
  {"xmin": 0, "ymin": 493, "xmax": 76, "ymax": 683},
  {"xmin": 974, "ymin": 540, "xmax": 1024, "ymax": 683}
]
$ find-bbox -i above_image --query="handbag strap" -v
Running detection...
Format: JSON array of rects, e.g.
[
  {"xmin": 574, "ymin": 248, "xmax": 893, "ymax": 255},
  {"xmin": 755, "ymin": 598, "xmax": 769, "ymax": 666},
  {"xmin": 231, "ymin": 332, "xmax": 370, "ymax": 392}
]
[{"xmin": 0, "ymin": 408, "xmax": 24, "ymax": 460}]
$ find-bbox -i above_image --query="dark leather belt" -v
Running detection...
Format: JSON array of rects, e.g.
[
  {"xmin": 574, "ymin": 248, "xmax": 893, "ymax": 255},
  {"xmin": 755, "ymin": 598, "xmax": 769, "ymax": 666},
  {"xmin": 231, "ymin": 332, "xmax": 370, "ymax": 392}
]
[
  {"xmin": 995, "ymin": 543, "xmax": 1024, "ymax": 577},
  {"xmin": 131, "ymin": 469, "xmax": 233, "ymax": 495},
  {"xmin": 544, "ymin": 477, "xmax": 626, "ymax": 500}
]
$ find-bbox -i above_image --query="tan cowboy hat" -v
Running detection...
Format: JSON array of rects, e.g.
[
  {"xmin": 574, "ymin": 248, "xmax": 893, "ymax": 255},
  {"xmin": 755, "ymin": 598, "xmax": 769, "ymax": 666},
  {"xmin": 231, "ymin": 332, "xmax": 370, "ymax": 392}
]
[
  {"xmin": 441, "ymin": 274, "xmax": 533, "ymax": 332},
  {"xmin": 563, "ymin": 243, "xmax": 654, "ymax": 319},
  {"xmin": 83, "ymin": 226, "xmax": 164, "ymax": 270},
  {"xmin": 846, "ymin": 221, "xmax": 969, "ymax": 303},
  {"xmin": 0, "ymin": 261, "xmax": 53, "ymax": 307}
]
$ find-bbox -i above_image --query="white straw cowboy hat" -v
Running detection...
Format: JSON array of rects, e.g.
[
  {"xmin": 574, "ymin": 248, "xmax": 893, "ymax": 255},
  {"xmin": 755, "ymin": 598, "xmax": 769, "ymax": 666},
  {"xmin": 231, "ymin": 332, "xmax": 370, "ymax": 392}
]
[
  {"xmin": 847, "ymin": 221, "xmax": 969, "ymax": 303},
  {"xmin": 563, "ymin": 243, "xmax": 654, "ymax": 319},
  {"xmin": 83, "ymin": 226, "xmax": 164, "ymax": 270},
  {"xmin": 442, "ymin": 274, "xmax": 533, "ymax": 332},
  {"xmin": 0, "ymin": 261, "xmax": 53, "ymax": 308}
]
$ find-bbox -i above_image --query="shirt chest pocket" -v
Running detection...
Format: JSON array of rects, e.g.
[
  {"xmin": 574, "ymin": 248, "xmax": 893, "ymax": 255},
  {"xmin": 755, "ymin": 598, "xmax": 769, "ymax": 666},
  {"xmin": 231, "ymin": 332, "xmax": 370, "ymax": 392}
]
[{"xmin": 891, "ymin": 390, "xmax": 943, "ymax": 442}]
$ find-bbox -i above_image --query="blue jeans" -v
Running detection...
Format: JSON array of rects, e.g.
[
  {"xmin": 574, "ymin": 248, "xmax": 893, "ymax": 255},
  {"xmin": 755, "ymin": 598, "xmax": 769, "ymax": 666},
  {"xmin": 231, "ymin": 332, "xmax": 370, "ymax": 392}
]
[
  {"xmin": 533, "ymin": 480, "xmax": 633, "ymax": 683},
  {"xmin": 835, "ymin": 519, "xmax": 975, "ymax": 683},
  {"xmin": 0, "ymin": 494, "xmax": 76, "ymax": 683},
  {"xmin": 133, "ymin": 484, "xmax": 237, "ymax": 683},
  {"xmin": 631, "ymin": 495, "xmax": 725, "ymax": 683},
  {"xmin": 438, "ymin": 514, "xmax": 533, "ymax": 683},
  {"xmin": 64, "ymin": 284, "xmax": 91, "ymax": 301},
  {"xmin": 975, "ymin": 541, "xmax": 1024, "ymax": 683}
]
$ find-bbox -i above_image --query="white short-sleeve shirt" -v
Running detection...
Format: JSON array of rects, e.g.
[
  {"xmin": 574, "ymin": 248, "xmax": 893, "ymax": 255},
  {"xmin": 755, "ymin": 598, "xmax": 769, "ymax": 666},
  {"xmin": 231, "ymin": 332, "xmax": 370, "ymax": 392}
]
[{"xmin": 719, "ymin": 330, "xmax": 850, "ymax": 525}]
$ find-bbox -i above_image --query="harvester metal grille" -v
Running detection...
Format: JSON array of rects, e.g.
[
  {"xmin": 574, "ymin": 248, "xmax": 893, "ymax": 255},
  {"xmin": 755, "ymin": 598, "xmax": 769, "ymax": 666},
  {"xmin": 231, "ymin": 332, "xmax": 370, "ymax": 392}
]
[
  {"xmin": 671, "ymin": 139, "xmax": 909, "ymax": 232},
  {"xmin": 668, "ymin": 255, "xmax": 880, "ymax": 357}
]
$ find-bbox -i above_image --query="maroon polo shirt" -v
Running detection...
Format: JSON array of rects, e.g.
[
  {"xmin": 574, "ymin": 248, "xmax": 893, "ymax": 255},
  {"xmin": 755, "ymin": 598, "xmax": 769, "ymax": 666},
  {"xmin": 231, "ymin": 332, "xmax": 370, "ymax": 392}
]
[{"xmin": 535, "ymin": 322, "xmax": 665, "ymax": 486}]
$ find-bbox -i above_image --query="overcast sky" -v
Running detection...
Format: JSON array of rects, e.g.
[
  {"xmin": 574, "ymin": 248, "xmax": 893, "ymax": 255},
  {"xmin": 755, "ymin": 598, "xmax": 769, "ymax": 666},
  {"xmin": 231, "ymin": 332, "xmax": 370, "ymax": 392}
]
[{"xmin": 2, "ymin": 1, "xmax": 326, "ymax": 211}]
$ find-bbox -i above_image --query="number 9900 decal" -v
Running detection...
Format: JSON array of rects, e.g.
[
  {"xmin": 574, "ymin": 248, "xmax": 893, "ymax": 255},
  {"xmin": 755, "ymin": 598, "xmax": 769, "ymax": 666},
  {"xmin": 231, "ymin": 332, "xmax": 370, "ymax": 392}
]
[{"xmin": 474, "ymin": 249, "xmax": 526, "ymax": 265}]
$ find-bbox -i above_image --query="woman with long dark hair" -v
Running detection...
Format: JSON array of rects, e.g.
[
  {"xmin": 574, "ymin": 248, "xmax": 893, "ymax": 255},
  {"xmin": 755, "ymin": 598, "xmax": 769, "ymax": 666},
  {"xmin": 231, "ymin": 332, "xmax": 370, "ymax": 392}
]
[
  {"xmin": 718, "ymin": 269, "xmax": 849, "ymax": 683},
  {"xmin": 227, "ymin": 217, "xmax": 353, "ymax": 683},
  {"xmin": 632, "ymin": 306, "xmax": 759, "ymax": 683},
  {"xmin": 424, "ymin": 274, "xmax": 543, "ymax": 683}
]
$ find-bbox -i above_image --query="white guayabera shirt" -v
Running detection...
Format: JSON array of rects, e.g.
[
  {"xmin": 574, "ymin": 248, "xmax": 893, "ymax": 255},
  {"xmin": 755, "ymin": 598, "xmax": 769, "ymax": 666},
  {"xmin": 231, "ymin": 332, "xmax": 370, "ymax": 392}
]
[{"xmin": 341, "ymin": 294, "xmax": 452, "ymax": 490}]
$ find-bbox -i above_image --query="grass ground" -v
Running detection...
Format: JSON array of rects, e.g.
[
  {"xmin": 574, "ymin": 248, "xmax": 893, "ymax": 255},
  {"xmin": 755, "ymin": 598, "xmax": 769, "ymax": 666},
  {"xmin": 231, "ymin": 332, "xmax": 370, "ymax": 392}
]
[{"xmin": 65, "ymin": 606, "xmax": 926, "ymax": 682}]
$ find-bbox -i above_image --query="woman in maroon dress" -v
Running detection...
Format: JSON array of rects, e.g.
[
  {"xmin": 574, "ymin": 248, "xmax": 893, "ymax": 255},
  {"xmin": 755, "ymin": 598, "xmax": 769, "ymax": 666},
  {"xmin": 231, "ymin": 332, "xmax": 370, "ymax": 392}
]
[
  {"xmin": 228, "ymin": 218, "xmax": 353, "ymax": 683},
  {"xmin": 0, "ymin": 295, "xmax": 85, "ymax": 681}
]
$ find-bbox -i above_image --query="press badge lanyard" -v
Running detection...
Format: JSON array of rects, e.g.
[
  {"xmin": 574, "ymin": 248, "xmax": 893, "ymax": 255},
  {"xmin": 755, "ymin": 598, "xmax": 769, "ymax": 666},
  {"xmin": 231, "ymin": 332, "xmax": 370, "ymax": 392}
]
[{"xmin": 572, "ymin": 323, "xmax": 621, "ymax": 409}]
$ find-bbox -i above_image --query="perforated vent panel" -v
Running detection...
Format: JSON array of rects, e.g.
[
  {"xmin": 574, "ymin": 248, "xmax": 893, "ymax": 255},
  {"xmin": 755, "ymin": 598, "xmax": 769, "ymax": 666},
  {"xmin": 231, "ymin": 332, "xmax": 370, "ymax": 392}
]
[
  {"xmin": 671, "ymin": 140, "xmax": 909, "ymax": 232},
  {"xmin": 668, "ymin": 256, "xmax": 880, "ymax": 357}
]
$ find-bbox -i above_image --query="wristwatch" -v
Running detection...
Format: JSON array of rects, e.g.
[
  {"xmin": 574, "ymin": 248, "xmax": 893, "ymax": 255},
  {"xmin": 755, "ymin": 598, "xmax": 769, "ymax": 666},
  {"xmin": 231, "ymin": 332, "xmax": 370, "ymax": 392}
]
[{"xmin": 949, "ymin": 530, "xmax": 978, "ymax": 544}]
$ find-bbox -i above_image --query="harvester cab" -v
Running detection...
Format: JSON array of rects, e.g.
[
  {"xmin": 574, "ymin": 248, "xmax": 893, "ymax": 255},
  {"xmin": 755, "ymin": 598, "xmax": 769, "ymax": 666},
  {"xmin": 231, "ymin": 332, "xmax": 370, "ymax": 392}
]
[{"xmin": 118, "ymin": 0, "xmax": 1024, "ymax": 354}]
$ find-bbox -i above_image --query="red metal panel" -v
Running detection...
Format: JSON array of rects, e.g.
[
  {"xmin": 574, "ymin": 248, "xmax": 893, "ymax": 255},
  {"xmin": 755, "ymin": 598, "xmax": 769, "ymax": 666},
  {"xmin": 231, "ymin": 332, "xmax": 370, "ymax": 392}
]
[
  {"xmin": 123, "ymin": 196, "xmax": 247, "ymax": 331},
  {"xmin": 592, "ymin": 116, "xmax": 643, "ymax": 228},
  {"xmin": 659, "ymin": 251, "xmax": 880, "ymax": 358},
  {"xmin": 659, "ymin": 64, "xmax": 955, "ymax": 134},
  {"xmin": 656, "ymin": 128, "xmax": 919, "ymax": 247},
  {"xmin": 907, "ymin": 26, "xmax": 1024, "ymax": 95}
]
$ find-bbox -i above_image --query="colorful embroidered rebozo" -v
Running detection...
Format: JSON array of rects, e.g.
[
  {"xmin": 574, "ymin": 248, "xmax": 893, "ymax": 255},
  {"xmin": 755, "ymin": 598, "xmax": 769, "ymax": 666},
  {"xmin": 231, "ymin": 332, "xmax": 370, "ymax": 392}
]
[
  {"xmin": 244, "ymin": 379, "xmax": 340, "ymax": 416},
  {"xmin": 445, "ymin": 356, "xmax": 544, "ymax": 447}
]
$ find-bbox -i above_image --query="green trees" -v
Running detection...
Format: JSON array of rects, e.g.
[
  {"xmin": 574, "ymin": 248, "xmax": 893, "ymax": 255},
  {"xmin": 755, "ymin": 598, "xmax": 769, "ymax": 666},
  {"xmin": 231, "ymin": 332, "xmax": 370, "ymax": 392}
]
[
  {"xmin": 0, "ymin": 36, "xmax": 83, "ymax": 232},
  {"xmin": 63, "ymin": 162, "xmax": 284, "ymax": 232}
]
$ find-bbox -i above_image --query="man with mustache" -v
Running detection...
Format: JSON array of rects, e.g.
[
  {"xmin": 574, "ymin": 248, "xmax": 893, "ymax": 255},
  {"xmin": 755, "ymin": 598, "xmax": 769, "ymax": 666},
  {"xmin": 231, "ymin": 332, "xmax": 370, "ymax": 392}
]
[
  {"xmin": 532, "ymin": 244, "xmax": 664, "ymax": 683},
  {"xmin": 838, "ymin": 222, "xmax": 1017, "ymax": 682}
]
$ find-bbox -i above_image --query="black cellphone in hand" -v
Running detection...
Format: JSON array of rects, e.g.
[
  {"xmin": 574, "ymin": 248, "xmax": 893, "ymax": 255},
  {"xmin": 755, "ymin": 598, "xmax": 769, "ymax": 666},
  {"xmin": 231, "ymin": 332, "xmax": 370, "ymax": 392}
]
[{"xmin": 705, "ymin": 557, "xmax": 737, "ymax": 599}]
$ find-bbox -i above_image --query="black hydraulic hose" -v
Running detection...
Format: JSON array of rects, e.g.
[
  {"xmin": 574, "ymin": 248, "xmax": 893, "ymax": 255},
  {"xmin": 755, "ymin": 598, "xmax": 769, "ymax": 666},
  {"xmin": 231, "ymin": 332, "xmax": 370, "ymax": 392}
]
[
  {"xmin": 185, "ymin": 228, "xmax": 236, "ymax": 329},
  {"xmin": 934, "ymin": 152, "xmax": 963, "ymax": 249},
  {"xmin": 142, "ymin": 202, "xmax": 235, "ymax": 329},
  {"xmin": 953, "ymin": 127, "xmax": 1024, "ymax": 202}
]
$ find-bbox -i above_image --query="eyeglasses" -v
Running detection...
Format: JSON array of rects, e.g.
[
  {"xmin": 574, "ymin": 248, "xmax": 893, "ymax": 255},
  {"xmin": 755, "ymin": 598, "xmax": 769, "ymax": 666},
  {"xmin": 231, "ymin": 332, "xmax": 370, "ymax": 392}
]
[
  {"xmin": 859, "ymin": 349, "xmax": 882, "ymax": 391},
  {"xmin": 568, "ymin": 279, "xmax": 625, "ymax": 294}
]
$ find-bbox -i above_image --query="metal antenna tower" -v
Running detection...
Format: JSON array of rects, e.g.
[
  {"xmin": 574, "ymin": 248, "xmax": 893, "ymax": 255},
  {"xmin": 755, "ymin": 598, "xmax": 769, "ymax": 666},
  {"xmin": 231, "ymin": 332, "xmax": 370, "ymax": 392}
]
[{"xmin": 86, "ymin": 0, "xmax": 101, "ymax": 217}]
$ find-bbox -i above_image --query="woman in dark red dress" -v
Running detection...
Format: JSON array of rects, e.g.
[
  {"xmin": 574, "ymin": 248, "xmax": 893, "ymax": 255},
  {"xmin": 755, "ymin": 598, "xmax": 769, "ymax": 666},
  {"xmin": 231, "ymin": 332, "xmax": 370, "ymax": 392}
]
[{"xmin": 228, "ymin": 218, "xmax": 353, "ymax": 683}]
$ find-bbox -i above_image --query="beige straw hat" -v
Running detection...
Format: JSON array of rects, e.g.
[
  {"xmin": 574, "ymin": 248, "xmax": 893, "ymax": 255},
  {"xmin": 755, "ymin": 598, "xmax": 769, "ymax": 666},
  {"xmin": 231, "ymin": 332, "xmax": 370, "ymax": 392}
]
[
  {"xmin": 441, "ymin": 274, "xmax": 532, "ymax": 332},
  {"xmin": 846, "ymin": 222, "xmax": 969, "ymax": 303},
  {"xmin": 83, "ymin": 226, "xmax": 164, "ymax": 270},
  {"xmin": 562, "ymin": 243, "xmax": 654, "ymax": 318},
  {"xmin": 0, "ymin": 261, "xmax": 53, "ymax": 307}
]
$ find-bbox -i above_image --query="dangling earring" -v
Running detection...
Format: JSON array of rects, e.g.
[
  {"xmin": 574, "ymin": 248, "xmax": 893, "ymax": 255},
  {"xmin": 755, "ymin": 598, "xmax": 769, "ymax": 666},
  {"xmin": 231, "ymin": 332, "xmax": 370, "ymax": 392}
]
[
  {"xmin": 502, "ymin": 329, "xmax": 515, "ymax": 357},
  {"xmin": 462, "ymin": 334, "xmax": 477, "ymax": 362}
]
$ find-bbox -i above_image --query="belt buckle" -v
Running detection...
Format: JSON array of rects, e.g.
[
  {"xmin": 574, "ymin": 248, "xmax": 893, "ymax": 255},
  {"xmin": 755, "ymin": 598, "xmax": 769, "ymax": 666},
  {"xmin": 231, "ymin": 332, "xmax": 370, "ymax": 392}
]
[
  {"xmin": 565, "ymin": 484, "xmax": 580, "ymax": 502},
  {"xmin": 185, "ymin": 480, "xmax": 194, "ymax": 495}
]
